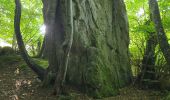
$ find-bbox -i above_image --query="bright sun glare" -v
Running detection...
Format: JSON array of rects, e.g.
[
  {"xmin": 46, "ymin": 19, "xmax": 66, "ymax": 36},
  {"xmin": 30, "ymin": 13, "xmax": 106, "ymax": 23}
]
[
  {"xmin": 0, "ymin": 39, "xmax": 11, "ymax": 47},
  {"xmin": 136, "ymin": 8, "xmax": 144, "ymax": 17},
  {"xmin": 40, "ymin": 24, "xmax": 46, "ymax": 35}
]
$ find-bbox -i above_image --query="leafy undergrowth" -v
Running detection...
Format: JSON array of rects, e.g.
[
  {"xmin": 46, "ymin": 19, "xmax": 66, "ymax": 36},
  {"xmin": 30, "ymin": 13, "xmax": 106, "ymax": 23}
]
[{"xmin": 0, "ymin": 55, "xmax": 166, "ymax": 100}]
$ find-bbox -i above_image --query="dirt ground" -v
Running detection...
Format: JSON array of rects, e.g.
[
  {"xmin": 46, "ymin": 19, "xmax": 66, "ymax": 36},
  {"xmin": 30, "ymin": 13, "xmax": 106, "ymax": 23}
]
[
  {"xmin": 0, "ymin": 58, "xmax": 164, "ymax": 100},
  {"xmin": 101, "ymin": 87, "xmax": 163, "ymax": 100}
]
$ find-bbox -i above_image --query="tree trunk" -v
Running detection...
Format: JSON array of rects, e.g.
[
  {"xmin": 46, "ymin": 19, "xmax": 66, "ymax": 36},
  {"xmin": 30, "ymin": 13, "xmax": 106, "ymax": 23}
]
[
  {"xmin": 40, "ymin": 0, "xmax": 48, "ymax": 59},
  {"xmin": 31, "ymin": 45, "xmax": 36, "ymax": 56},
  {"xmin": 149, "ymin": 0, "xmax": 170, "ymax": 66},
  {"xmin": 36, "ymin": 37, "xmax": 45, "ymax": 58},
  {"xmin": 43, "ymin": 0, "xmax": 132, "ymax": 98},
  {"xmin": 12, "ymin": 34, "xmax": 17, "ymax": 52},
  {"xmin": 37, "ymin": 39, "xmax": 41, "ymax": 55},
  {"xmin": 14, "ymin": 0, "xmax": 45, "ymax": 81}
]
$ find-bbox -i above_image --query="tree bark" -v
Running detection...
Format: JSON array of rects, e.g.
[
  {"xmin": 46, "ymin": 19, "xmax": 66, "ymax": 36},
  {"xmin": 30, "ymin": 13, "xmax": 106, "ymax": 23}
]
[
  {"xmin": 12, "ymin": 34, "xmax": 17, "ymax": 51},
  {"xmin": 53, "ymin": 0, "xmax": 74, "ymax": 95},
  {"xmin": 38, "ymin": 0, "xmax": 48, "ymax": 59},
  {"xmin": 37, "ymin": 39, "xmax": 41, "ymax": 55},
  {"xmin": 42, "ymin": 0, "xmax": 66, "ymax": 87},
  {"xmin": 14, "ymin": 0, "xmax": 45, "ymax": 81},
  {"xmin": 43, "ymin": 0, "xmax": 132, "ymax": 98},
  {"xmin": 36, "ymin": 37, "xmax": 45, "ymax": 58},
  {"xmin": 149, "ymin": 0, "xmax": 170, "ymax": 66}
]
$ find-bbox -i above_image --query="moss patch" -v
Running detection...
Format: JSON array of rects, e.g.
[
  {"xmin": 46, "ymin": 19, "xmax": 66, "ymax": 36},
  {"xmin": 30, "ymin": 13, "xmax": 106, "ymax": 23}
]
[{"xmin": 33, "ymin": 58, "xmax": 48, "ymax": 69}]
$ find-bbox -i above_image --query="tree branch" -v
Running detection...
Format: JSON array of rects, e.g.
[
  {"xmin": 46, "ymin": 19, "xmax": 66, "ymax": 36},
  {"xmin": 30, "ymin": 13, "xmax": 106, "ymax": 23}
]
[{"xmin": 14, "ymin": 0, "xmax": 46, "ymax": 81}]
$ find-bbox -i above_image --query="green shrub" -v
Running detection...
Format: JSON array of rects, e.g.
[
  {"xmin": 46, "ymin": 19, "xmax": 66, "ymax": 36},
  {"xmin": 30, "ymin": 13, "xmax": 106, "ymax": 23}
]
[
  {"xmin": 0, "ymin": 46, "xmax": 15, "ymax": 56},
  {"xmin": 163, "ymin": 93, "xmax": 170, "ymax": 100},
  {"xmin": 0, "ymin": 55, "xmax": 22, "ymax": 66},
  {"xmin": 159, "ymin": 75, "xmax": 170, "ymax": 90}
]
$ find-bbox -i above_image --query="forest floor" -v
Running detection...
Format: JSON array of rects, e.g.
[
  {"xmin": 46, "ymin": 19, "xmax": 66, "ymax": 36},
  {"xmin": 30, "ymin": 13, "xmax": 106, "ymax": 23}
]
[{"xmin": 0, "ymin": 55, "xmax": 166, "ymax": 100}]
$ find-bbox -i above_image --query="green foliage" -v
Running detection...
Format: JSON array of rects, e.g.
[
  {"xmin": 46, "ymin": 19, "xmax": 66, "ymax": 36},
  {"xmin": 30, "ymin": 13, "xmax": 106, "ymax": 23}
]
[
  {"xmin": 0, "ymin": 0, "xmax": 44, "ymax": 54},
  {"xmin": 163, "ymin": 93, "xmax": 170, "ymax": 100},
  {"xmin": 0, "ymin": 0, "xmax": 15, "ymax": 43},
  {"xmin": 125, "ymin": 0, "xmax": 152, "ymax": 68},
  {"xmin": 20, "ymin": 0, "xmax": 44, "ymax": 46},
  {"xmin": 125, "ymin": 0, "xmax": 170, "ymax": 74},
  {"xmin": 122, "ymin": 0, "xmax": 170, "ymax": 81}
]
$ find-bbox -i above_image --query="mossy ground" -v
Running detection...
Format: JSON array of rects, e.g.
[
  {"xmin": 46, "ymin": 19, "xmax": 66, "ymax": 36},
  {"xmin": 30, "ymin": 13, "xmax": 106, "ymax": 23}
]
[{"xmin": 0, "ymin": 55, "xmax": 166, "ymax": 100}]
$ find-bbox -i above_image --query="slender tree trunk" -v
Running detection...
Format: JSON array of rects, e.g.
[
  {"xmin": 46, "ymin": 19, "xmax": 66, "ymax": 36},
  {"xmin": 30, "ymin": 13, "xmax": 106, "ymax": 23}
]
[
  {"xmin": 37, "ymin": 39, "xmax": 41, "ymax": 55},
  {"xmin": 37, "ymin": 37, "xmax": 45, "ymax": 58},
  {"xmin": 31, "ymin": 45, "xmax": 36, "ymax": 56},
  {"xmin": 40, "ymin": 0, "xmax": 48, "ymax": 59},
  {"xmin": 14, "ymin": 0, "xmax": 45, "ymax": 81},
  {"xmin": 12, "ymin": 34, "xmax": 17, "ymax": 51},
  {"xmin": 149, "ymin": 0, "xmax": 170, "ymax": 66}
]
